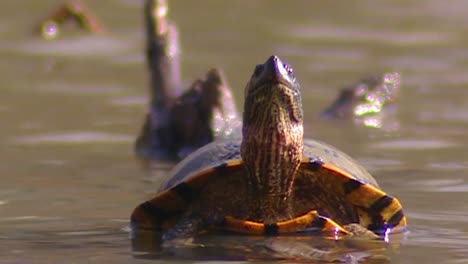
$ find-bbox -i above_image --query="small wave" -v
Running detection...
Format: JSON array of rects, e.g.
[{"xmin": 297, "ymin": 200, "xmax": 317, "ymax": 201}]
[
  {"xmin": 18, "ymin": 35, "xmax": 134, "ymax": 57},
  {"xmin": 0, "ymin": 216, "xmax": 62, "ymax": 222},
  {"xmin": 38, "ymin": 83, "xmax": 128, "ymax": 95},
  {"xmin": 287, "ymin": 25, "xmax": 455, "ymax": 46},
  {"xmin": 370, "ymin": 139, "xmax": 455, "ymax": 150},
  {"xmin": 110, "ymin": 96, "xmax": 146, "ymax": 106},
  {"xmin": 13, "ymin": 132, "xmax": 133, "ymax": 145}
]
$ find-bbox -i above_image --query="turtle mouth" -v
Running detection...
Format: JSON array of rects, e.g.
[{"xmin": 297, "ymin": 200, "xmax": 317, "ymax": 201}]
[{"xmin": 247, "ymin": 55, "xmax": 299, "ymax": 96}]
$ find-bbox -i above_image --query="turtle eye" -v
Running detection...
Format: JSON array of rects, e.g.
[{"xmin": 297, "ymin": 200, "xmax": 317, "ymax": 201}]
[{"xmin": 253, "ymin": 65, "xmax": 264, "ymax": 77}]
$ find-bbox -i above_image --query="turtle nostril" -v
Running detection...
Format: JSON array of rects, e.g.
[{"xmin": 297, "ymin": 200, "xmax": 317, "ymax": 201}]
[{"xmin": 284, "ymin": 64, "xmax": 293, "ymax": 75}]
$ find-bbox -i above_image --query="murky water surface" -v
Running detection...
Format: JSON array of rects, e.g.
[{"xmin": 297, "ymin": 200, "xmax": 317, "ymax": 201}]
[{"xmin": 1, "ymin": 0, "xmax": 467, "ymax": 263}]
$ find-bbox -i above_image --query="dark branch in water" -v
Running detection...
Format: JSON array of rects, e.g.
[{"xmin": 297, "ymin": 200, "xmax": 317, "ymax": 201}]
[
  {"xmin": 136, "ymin": 0, "xmax": 240, "ymax": 161},
  {"xmin": 145, "ymin": 0, "xmax": 182, "ymax": 110}
]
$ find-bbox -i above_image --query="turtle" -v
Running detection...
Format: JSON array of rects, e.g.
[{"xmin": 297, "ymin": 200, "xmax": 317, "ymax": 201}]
[
  {"xmin": 319, "ymin": 72, "xmax": 400, "ymax": 128},
  {"xmin": 130, "ymin": 55, "xmax": 407, "ymax": 241},
  {"xmin": 135, "ymin": 0, "xmax": 241, "ymax": 160}
]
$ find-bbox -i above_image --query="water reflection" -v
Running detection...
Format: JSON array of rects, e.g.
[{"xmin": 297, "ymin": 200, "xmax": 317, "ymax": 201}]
[{"xmin": 131, "ymin": 230, "xmax": 403, "ymax": 263}]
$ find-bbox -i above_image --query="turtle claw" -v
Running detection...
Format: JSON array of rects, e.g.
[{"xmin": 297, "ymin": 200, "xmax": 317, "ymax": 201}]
[{"xmin": 343, "ymin": 223, "xmax": 379, "ymax": 239}]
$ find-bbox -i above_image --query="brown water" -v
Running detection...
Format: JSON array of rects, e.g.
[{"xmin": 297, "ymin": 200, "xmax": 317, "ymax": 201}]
[{"xmin": 1, "ymin": 0, "xmax": 467, "ymax": 263}]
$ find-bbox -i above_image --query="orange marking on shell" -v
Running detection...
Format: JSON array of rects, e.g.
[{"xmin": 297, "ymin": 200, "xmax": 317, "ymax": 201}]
[
  {"xmin": 224, "ymin": 216, "xmax": 265, "ymax": 235},
  {"xmin": 302, "ymin": 159, "xmax": 407, "ymax": 232},
  {"xmin": 223, "ymin": 210, "xmax": 349, "ymax": 235}
]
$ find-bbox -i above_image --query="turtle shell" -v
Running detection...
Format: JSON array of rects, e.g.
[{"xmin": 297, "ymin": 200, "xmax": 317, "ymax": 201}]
[
  {"xmin": 131, "ymin": 139, "xmax": 406, "ymax": 235},
  {"xmin": 161, "ymin": 139, "xmax": 377, "ymax": 191}
]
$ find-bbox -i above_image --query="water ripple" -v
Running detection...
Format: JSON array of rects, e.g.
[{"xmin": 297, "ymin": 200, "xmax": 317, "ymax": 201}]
[
  {"xmin": 426, "ymin": 162, "xmax": 468, "ymax": 171},
  {"xmin": 370, "ymin": 139, "xmax": 456, "ymax": 150},
  {"xmin": 408, "ymin": 177, "xmax": 468, "ymax": 192},
  {"xmin": 38, "ymin": 83, "xmax": 128, "ymax": 95},
  {"xmin": 17, "ymin": 36, "xmax": 134, "ymax": 57},
  {"xmin": 110, "ymin": 96, "xmax": 146, "ymax": 106},
  {"xmin": 12, "ymin": 132, "xmax": 133, "ymax": 145},
  {"xmin": 288, "ymin": 25, "xmax": 456, "ymax": 46}
]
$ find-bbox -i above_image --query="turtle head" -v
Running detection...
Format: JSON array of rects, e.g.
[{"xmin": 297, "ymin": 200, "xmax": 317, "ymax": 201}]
[
  {"xmin": 242, "ymin": 55, "xmax": 303, "ymax": 130},
  {"xmin": 243, "ymin": 55, "xmax": 303, "ymax": 122},
  {"xmin": 241, "ymin": 55, "xmax": 304, "ymax": 223}
]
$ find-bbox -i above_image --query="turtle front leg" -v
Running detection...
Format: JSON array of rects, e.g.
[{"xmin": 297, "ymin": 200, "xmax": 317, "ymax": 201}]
[
  {"xmin": 161, "ymin": 212, "xmax": 222, "ymax": 247},
  {"xmin": 130, "ymin": 214, "xmax": 208, "ymax": 251}
]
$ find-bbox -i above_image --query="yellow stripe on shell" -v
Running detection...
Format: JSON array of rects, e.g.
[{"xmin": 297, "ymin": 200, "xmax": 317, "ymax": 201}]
[
  {"xmin": 131, "ymin": 160, "xmax": 243, "ymax": 231},
  {"xmin": 276, "ymin": 210, "xmax": 349, "ymax": 234},
  {"xmin": 300, "ymin": 158, "xmax": 407, "ymax": 230},
  {"xmin": 223, "ymin": 210, "xmax": 349, "ymax": 235},
  {"xmin": 223, "ymin": 216, "xmax": 266, "ymax": 235}
]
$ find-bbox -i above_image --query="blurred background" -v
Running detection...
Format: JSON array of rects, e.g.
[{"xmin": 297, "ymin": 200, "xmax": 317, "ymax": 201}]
[{"xmin": 0, "ymin": 0, "xmax": 467, "ymax": 263}]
